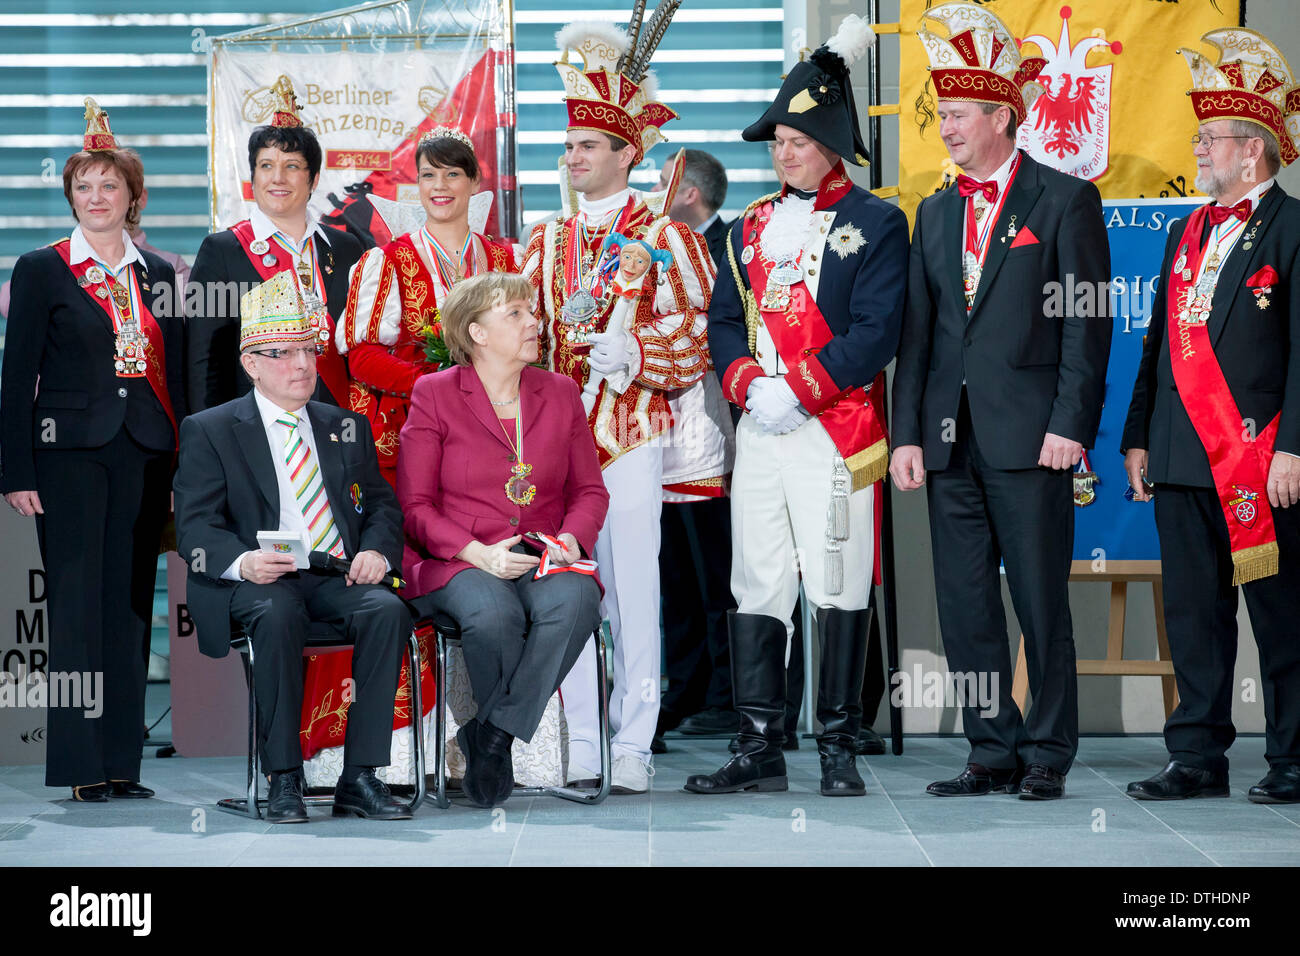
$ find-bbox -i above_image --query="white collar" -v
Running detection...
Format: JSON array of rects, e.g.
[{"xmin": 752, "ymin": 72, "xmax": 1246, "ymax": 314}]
[
  {"xmin": 250, "ymin": 206, "xmax": 330, "ymax": 250},
  {"xmin": 979, "ymin": 147, "xmax": 1019, "ymax": 195},
  {"xmin": 698, "ymin": 212, "xmax": 720, "ymax": 234},
  {"xmin": 252, "ymin": 387, "xmax": 313, "ymax": 433},
  {"xmin": 69, "ymin": 226, "xmax": 144, "ymax": 273},
  {"xmin": 578, "ymin": 187, "xmax": 635, "ymax": 222},
  {"xmin": 1215, "ymin": 177, "xmax": 1275, "ymax": 215}
]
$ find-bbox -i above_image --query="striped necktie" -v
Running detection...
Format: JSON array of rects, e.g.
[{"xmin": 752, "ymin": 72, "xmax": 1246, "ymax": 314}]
[{"xmin": 276, "ymin": 412, "xmax": 346, "ymax": 558}]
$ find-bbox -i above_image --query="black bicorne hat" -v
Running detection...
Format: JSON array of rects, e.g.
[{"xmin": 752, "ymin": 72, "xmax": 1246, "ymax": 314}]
[{"xmin": 742, "ymin": 15, "xmax": 875, "ymax": 167}]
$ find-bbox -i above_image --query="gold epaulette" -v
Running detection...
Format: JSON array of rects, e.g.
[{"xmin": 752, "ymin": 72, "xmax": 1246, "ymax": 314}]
[
  {"xmin": 741, "ymin": 191, "xmax": 781, "ymax": 221},
  {"xmin": 48, "ymin": 236, "xmax": 71, "ymax": 247}
]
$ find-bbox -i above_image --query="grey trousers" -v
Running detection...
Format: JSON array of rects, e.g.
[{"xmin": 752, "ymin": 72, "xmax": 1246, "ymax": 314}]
[{"xmin": 424, "ymin": 566, "xmax": 602, "ymax": 743}]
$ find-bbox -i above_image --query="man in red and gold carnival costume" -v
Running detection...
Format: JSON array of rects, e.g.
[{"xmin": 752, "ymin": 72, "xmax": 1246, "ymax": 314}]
[
  {"xmin": 520, "ymin": 2, "xmax": 724, "ymax": 795},
  {"xmin": 1123, "ymin": 28, "xmax": 1300, "ymax": 804}
]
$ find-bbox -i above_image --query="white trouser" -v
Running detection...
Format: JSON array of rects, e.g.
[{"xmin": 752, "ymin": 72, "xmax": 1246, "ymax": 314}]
[
  {"xmin": 560, "ymin": 442, "xmax": 663, "ymax": 771},
  {"xmin": 731, "ymin": 413, "xmax": 875, "ymax": 650}
]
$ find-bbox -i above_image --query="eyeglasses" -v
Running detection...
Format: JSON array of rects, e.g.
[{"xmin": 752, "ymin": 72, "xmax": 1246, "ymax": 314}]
[
  {"xmin": 248, "ymin": 345, "xmax": 323, "ymax": 360},
  {"xmin": 1190, "ymin": 133, "xmax": 1254, "ymax": 148}
]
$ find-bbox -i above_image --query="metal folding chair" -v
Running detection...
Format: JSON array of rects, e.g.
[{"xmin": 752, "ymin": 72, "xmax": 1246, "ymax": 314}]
[
  {"xmin": 425, "ymin": 613, "xmax": 611, "ymax": 808},
  {"xmin": 216, "ymin": 619, "xmax": 426, "ymax": 818}
]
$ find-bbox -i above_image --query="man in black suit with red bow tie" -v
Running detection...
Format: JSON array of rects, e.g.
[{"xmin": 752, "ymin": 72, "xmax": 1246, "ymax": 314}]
[
  {"xmin": 1122, "ymin": 27, "xmax": 1300, "ymax": 804},
  {"xmin": 891, "ymin": 3, "xmax": 1111, "ymax": 801}
]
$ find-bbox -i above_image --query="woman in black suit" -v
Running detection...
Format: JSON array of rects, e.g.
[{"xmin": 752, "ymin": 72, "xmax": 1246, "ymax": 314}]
[{"xmin": 0, "ymin": 100, "xmax": 184, "ymax": 801}]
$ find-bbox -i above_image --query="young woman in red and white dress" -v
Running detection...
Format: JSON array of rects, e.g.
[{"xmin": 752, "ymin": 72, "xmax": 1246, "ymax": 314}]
[
  {"xmin": 335, "ymin": 126, "xmax": 518, "ymax": 487},
  {"xmin": 299, "ymin": 127, "xmax": 518, "ymax": 786}
]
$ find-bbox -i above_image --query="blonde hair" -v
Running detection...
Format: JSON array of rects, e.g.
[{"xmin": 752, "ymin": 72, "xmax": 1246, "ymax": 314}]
[{"xmin": 439, "ymin": 271, "xmax": 536, "ymax": 366}]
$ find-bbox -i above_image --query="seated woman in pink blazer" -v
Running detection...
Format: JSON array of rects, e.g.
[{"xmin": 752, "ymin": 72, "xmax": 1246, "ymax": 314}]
[{"xmin": 397, "ymin": 272, "xmax": 609, "ymax": 809}]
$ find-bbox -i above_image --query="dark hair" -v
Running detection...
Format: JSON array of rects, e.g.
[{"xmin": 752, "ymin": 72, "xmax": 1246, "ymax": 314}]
[
  {"xmin": 63, "ymin": 148, "xmax": 145, "ymax": 230},
  {"xmin": 247, "ymin": 124, "xmax": 323, "ymax": 181},
  {"xmin": 604, "ymin": 132, "xmax": 632, "ymax": 154},
  {"xmin": 415, "ymin": 136, "xmax": 480, "ymax": 181},
  {"xmin": 979, "ymin": 102, "xmax": 1019, "ymax": 142},
  {"xmin": 678, "ymin": 149, "xmax": 728, "ymax": 213}
]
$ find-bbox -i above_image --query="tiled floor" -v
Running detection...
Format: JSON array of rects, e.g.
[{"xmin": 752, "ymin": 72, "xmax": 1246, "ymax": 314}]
[{"xmin": 2, "ymin": 734, "xmax": 1297, "ymax": 866}]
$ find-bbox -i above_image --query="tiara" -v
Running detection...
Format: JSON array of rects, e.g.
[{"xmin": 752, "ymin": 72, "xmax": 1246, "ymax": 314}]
[{"xmin": 418, "ymin": 126, "xmax": 475, "ymax": 151}]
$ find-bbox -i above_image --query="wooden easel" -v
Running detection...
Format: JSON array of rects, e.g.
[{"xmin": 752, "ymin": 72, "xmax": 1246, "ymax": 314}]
[{"xmin": 1012, "ymin": 559, "xmax": 1178, "ymax": 718}]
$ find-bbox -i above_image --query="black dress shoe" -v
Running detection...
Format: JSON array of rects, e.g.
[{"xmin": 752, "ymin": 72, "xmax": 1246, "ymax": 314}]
[
  {"xmin": 478, "ymin": 721, "xmax": 516, "ymax": 807},
  {"xmin": 853, "ymin": 726, "xmax": 886, "ymax": 756},
  {"xmin": 1248, "ymin": 764, "xmax": 1300, "ymax": 804},
  {"xmin": 109, "ymin": 780, "xmax": 154, "ymax": 799},
  {"xmin": 650, "ymin": 734, "xmax": 667, "ymax": 755},
  {"xmin": 926, "ymin": 763, "xmax": 1023, "ymax": 797},
  {"xmin": 70, "ymin": 783, "xmax": 111, "ymax": 803},
  {"xmin": 457, "ymin": 719, "xmax": 514, "ymax": 809},
  {"xmin": 1018, "ymin": 763, "xmax": 1066, "ymax": 800},
  {"xmin": 1127, "ymin": 760, "xmax": 1229, "ymax": 801},
  {"xmin": 333, "ymin": 769, "xmax": 412, "ymax": 820},
  {"xmin": 267, "ymin": 770, "xmax": 309, "ymax": 824},
  {"xmin": 676, "ymin": 708, "xmax": 741, "ymax": 735}
]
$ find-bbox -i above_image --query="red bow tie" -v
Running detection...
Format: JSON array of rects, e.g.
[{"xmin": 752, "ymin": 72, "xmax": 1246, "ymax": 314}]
[
  {"xmin": 957, "ymin": 175, "xmax": 998, "ymax": 203},
  {"xmin": 1206, "ymin": 198, "xmax": 1251, "ymax": 227}
]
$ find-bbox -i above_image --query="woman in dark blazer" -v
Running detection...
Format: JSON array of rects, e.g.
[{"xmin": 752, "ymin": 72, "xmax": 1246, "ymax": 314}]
[
  {"xmin": 397, "ymin": 271, "xmax": 609, "ymax": 808},
  {"xmin": 0, "ymin": 102, "xmax": 183, "ymax": 801}
]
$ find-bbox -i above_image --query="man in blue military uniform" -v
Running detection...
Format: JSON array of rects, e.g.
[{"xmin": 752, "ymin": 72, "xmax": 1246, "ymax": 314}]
[{"xmin": 684, "ymin": 15, "xmax": 908, "ymax": 797}]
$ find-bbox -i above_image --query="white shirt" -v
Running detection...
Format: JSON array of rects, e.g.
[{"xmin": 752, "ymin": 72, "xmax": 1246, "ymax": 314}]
[
  {"xmin": 1196, "ymin": 178, "xmax": 1275, "ymax": 288},
  {"xmin": 249, "ymin": 205, "xmax": 332, "ymax": 253},
  {"xmin": 221, "ymin": 388, "xmax": 341, "ymax": 581},
  {"xmin": 697, "ymin": 211, "xmax": 720, "ymax": 235},
  {"xmin": 577, "ymin": 186, "xmax": 634, "ymax": 225},
  {"xmin": 960, "ymin": 147, "xmax": 1019, "ymax": 244},
  {"xmin": 69, "ymin": 225, "xmax": 144, "ymax": 274}
]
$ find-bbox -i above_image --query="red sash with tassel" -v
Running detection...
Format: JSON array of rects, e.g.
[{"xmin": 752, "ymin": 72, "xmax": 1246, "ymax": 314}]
[
  {"xmin": 1165, "ymin": 205, "xmax": 1280, "ymax": 584},
  {"xmin": 743, "ymin": 235, "xmax": 888, "ymax": 491},
  {"xmin": 230, "ymin": 221, "xmax": 350, "ymax": 407},
  {"xmin": 52, "ymin": 240, "xmax": 177, "ymax": 443}
]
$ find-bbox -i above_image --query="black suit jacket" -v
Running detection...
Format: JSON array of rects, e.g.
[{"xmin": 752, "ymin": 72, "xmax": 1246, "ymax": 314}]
[
  {"xmin": 1122, "ymin": 186, "xmax": 1300, "ymax": 486},
  {"xmin": 0, "ymin": 244, "xmax": 184, "ymax": 492},
  {"xmin": 184, "ymin": 225, "xmax": 363, "ymax": 414},
  {"xmin": 701, "ymin": 215, "xmax": 731, "ymax": 273},
  {"xmin": 173, "ymin": 392, "xmax": 403, "ymax": 658},
  {"xmin": 893, "ymin": 152, "xmax": 1112, "ymax": 471}
]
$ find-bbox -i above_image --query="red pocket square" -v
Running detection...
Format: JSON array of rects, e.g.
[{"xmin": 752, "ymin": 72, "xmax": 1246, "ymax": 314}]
[
  {"xmin": 1010, "ymin": 226, "xmax": 1039, "ymax": 248},
  {"xmin": 1248, "ymin": 265, "xmax": 1279, "ymax": 287}
]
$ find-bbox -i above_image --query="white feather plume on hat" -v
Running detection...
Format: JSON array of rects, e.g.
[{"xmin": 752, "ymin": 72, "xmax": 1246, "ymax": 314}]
[{"xmin": 825, "ymin": 14, "xmax": 875, "ymax": 70}]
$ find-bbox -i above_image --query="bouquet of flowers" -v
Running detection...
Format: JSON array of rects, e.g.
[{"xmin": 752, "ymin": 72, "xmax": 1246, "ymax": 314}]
[{"xmin": 419, "ymin": 309, "xmax": 453, "ymax": 371}]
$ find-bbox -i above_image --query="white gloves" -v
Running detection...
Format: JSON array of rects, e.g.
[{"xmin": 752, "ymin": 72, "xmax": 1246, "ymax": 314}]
[
  {"xmin": 746, "ymin": 377, "xmax": 808, "ymax": 435},
  {"xmin": 586, "ymin": 329, "xmax": 632, "ymax": 376}
]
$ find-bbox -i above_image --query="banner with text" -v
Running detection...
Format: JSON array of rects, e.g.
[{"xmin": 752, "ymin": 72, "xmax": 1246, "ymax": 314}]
[{"xmin": 211, "ymin": 42, "xmax": 509, "ymax": 244}]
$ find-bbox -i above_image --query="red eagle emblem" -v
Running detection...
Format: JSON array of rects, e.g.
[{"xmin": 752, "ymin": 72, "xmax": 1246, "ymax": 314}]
[{"xmin": 1032, "ymin": 74, "xmax": 1098, "ymax": 158}]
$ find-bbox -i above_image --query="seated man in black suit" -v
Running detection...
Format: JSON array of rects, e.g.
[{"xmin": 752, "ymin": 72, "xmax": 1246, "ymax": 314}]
[{"xmin": 174, "ymin": 271, "xmax": 411, "ymax": 823}]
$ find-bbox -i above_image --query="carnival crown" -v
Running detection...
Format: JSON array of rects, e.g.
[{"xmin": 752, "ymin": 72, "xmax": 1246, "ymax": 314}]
[
  {"xmin": 240, "ymin": 270, "xmax": 327, "ymax": 351},
  {"xmin": 269, "ymin": 75, "xmax": 304, "ymax": 129},
  {"xmin": 554, "ymin": 0, "xmax": 682, "ymax": 164},
  {"xmin": 82, "ymin": 97, "xmax": 117, "ymax": 152},
  {"xmin": 418, "ymin": 125, "xmax": 476, "ymax": 151},
  {"xmin": 1181, "ymin": 28, "xmax": 1300, "ymax": 167},
  {"xmin": 918, "ymin": 1, "xmax": 1047, "ymax": 126}
]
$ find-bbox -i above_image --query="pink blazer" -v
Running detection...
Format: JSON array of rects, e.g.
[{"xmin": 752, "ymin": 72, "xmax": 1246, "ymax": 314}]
[{"xmin": 397, "ymin": 363, "xmax": 610, "ymax": 595}]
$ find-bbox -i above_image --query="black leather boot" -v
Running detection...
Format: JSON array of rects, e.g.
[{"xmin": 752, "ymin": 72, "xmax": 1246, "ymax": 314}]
[
  {"xmin": 815, "ymin": 606, "xmax": 870, "ymax": 796},
  {"xmin": 684, "ymin": 612, "xmax": 788, "ymax": 794}
]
